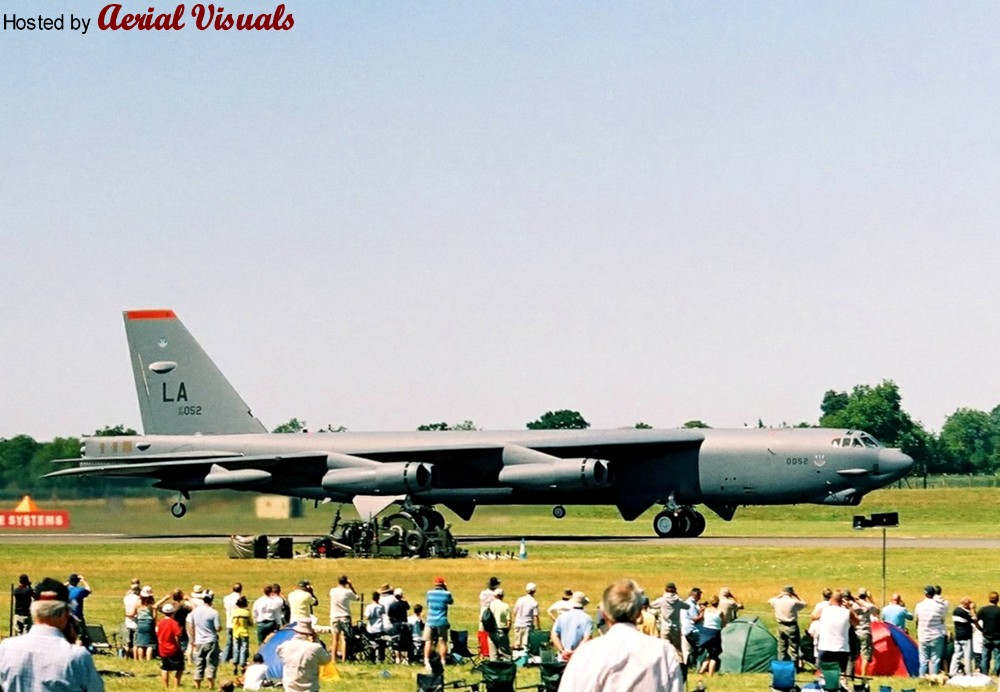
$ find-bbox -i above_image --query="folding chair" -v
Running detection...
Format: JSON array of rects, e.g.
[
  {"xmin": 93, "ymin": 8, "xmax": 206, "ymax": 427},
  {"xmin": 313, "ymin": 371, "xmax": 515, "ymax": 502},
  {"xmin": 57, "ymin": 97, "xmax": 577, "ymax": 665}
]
[
  {"xmin": 819, "ymin": 661, "xmax": 843, "ymax": 692},
  {"xmin": 526, "ymin": 630, "xmax": 550, "ymax": 658},
  {"xmin": 476, "ymin": 660, "xmax": 517, "ymax": 692},
  {"xmin": 771, "ymin": 660, "xmax": 799, "ymax": 692},
  {"xmin": 450, "ymin": 630, "xmax": 479, "ymax": 663},
  {"xmin": 415, "ymin": 673, "xmax": 472, "ymax": 692},
  {"xmin": 537, "ymin": 660, "xmax": 566, "ymax": 692},
  {"xmin": 85, "ymin": 624, "xmax": 114, "ymax": 655}
]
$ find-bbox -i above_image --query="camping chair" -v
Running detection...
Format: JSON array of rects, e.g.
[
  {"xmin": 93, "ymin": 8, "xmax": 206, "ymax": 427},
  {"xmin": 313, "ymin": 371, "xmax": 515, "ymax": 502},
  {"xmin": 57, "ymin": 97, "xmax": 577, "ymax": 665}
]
[
  {"xmin": 85, "ymin": 624, "xmax": 114, "ymax": 655},
  {"xmin": 415, "ymin": 673, "xmax": 472, "ymax": 692},
  {"xmin": 526, "ymin": 630, "xmax": 550, "ymax": 657},
  {"xmin": 771, "ymin": 660, "xmax": 800, "ymax": 692},
  {"xmin": 819, "ymin": 661, "xmax": 844, "ymax": 692},
  {"xmin": 536, "ymin": 660, "xmax": 566, "ymax": 692},
  {"xmin": 451, "ymin": 630, "xmax": 479, "ymax": 664},
  {"xmin": 475, "ymin": 660, "xmax": 517, "ymax": 692}
]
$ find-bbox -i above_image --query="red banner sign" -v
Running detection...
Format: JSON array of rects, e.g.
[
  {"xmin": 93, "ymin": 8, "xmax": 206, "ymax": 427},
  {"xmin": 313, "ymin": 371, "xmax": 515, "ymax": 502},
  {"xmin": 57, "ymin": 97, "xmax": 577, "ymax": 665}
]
[{"xmin": 0, "ymin": 511, "xmax": 70, "ymax": 529}]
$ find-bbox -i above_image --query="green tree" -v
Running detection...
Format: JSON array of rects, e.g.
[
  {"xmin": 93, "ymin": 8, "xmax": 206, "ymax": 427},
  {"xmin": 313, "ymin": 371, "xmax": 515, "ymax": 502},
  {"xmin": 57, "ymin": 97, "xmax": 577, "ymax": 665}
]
[
  {"xmin": 527, "ymin": 410, "xmax": 590, "ymax": 430},
  {"xmin": 272, "ymin": 418, "xmax": 307, "ymax": 433},
  {"xmin": 318, "ymin": 424, "xmax": 347, "ymax": 433},
  {"xmin": 634, "ymin": 422, "xmax": 652, "ymax": 429},
  {"xmin": 417, "ymin": 420, "xmax": 479, "ymax": 431},
  {"xmin": 682, "ymin": 420, "xmax": 711, "ymax": 429},
  {"xmin": 94, "ymin": 424, "xmax": 137, "ymax": 436},
  {"xmin": 821, "ymin": 390, "xmax": 849, "ymax": 419},
  {"xmin": 939, "ymin": 408, "xmax": 999, "ymax": 473}
]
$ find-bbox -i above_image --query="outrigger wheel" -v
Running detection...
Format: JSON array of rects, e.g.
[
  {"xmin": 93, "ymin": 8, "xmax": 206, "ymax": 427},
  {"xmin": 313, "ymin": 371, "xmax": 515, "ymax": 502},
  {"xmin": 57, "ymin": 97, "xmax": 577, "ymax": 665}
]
[{"xmin": 170, "ymin": 502, "xmax": 187, "ymax": 518}]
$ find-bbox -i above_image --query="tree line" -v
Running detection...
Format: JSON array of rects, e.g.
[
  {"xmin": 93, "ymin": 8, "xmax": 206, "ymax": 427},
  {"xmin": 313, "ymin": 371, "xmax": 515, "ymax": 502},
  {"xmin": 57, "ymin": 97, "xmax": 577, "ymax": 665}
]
[{"xmin": 2, "ymin": 380, "xmax": 998, "ymax": 499}]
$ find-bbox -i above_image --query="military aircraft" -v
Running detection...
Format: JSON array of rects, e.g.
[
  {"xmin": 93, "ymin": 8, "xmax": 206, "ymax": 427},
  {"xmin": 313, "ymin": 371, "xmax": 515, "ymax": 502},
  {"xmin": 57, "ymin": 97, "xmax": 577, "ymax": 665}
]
[{"xmin": 47, "ymin": 309, "xmax": 913, "ymax": 538}]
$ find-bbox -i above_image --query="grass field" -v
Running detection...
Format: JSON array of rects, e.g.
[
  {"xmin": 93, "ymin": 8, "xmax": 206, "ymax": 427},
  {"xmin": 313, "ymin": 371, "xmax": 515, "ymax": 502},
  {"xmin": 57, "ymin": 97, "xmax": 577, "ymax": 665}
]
[{"xmin": 2, "ymin": 486, "xmax": 998, "ymax": 690}]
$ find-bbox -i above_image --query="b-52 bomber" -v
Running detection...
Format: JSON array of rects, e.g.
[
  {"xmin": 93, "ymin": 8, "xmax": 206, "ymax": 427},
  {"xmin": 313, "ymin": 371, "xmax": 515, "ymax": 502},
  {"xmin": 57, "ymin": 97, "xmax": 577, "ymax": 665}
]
[{"xmin": 48, "ymin": 310, "xmax": 913, "ymax": 537}]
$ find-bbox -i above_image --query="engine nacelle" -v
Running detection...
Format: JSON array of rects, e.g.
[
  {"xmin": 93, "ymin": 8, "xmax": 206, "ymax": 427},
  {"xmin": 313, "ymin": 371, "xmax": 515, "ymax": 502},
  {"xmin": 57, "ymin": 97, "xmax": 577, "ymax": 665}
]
[
  {"xmin": 321, "ymin": 461, "xmax": 434, "ymax": 495},
  {"xmin": 499, "ymin": 456, "xmax": 613, "ymax": 491},
  {"xmin": 203, "ymin": 466, "xmax": 273, "ymax": 488}
]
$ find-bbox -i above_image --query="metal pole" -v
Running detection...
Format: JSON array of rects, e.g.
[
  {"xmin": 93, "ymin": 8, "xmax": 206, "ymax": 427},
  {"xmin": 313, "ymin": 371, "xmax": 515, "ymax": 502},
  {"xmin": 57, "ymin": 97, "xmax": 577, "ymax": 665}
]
[
  {"xmin": 8, "ymin": 584, "xmax": 13, "ymax": 637},
  {"xmin": 882, "ymin": 526, "xmax": 887, "ymax": 608}
]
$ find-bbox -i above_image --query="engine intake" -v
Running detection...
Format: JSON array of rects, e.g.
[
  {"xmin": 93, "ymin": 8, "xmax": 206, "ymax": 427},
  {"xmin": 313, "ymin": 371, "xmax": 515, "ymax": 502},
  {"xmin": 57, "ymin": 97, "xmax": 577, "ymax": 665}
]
[{"xmin": 321, "ymin": 461, "xmax": 434, "ymax": 495}]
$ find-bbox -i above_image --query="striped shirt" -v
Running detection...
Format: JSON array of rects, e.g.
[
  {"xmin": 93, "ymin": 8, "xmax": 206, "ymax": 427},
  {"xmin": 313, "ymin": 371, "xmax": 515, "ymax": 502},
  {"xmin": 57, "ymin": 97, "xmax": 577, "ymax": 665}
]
[{"xmin": 426, "ymin": 588, "xmax": 454, "ymax": 628}]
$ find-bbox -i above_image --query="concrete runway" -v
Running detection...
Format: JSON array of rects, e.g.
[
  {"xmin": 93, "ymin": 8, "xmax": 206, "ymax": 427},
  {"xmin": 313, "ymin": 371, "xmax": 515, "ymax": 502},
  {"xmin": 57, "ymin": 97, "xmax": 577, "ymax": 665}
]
[{"xmin": 2, "ymin": 532, "xmax": 999, "ymax": 549}]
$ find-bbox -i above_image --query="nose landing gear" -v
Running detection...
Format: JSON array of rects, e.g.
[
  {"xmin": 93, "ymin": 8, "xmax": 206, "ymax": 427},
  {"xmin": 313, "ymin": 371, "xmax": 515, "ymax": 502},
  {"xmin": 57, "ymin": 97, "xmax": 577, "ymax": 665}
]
[{"xmin": 652, "ymin": 506, "xmax": 706, "ymax": 538}]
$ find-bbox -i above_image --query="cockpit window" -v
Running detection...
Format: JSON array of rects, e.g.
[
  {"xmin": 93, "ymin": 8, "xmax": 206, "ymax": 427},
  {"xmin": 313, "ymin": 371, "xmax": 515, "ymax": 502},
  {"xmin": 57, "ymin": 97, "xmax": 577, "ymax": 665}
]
[{"xmin": 831, "ymin": 433, "xmax": 883, "ymax": 448}]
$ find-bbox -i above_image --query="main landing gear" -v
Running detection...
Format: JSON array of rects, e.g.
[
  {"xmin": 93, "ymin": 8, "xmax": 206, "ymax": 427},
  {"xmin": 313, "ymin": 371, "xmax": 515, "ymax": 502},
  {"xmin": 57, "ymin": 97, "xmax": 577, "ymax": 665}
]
[{"xmin": 652, "ymin": 506, "xmax": 706, "ymax": 538}]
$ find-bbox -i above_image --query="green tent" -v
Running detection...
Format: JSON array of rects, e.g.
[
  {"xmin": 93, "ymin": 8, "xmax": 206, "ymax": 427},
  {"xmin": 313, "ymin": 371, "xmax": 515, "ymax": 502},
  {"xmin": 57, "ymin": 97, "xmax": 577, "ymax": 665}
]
[{"xmin": 719, "ymin": 616, "xmax": 778, "ymax": 674}]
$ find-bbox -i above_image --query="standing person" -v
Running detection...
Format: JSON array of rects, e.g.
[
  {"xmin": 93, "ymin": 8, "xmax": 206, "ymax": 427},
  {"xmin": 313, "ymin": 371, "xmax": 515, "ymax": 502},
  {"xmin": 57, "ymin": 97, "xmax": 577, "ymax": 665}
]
[
  {"xmin": 134, "ymin": 587, "xmax": 158, "ymax": 661},
  {"xmin": 560, "ymin": 579, "xmax": 683, "ymax": 692},
  {"xmin": 253, "ymin": 585, "xmax": 282, "ymax": 644},
  {"xmin": 288, "ymin": 580, "xmax": 318, "ymax": 625},
  {"xmin": 852, "ymin": 588, "xmax": 880, "ymax": 677},
  {"xmin": 915, "ymin": 585, "xmax": 949, "ymax": 676},
  {"xmin": 977, "ymin": 591, "xmax": 1000, "ymax": 675},
  {"xmin": 651, "ymin": 582, "xmax": 689, "ymax": 660},
  {"xmin": 364, "ymin": 592, "xmax": 385, "ymax": 637},
  {"xmin": 221, "ymin": 583, "xmax": 243, "ymax": 665},
  {"xmin": 388, "ymin": 588, "xmax": 410, "ymax": 636},
  {"xmin": 328, "ymin": 575, "xmax": 358, "ymax": 663},
  {"xmin": 189, "ymin": 592, "xmax": 221, "ymax": 689},
  {"xmin": 12, "ymin": 574, "xmax": 34, "ymax": 635},
  {"xmin": 814, "ymin": 591, "xmax": 859, "ymax": 679},
  {"xmin": 512, "ymin": 583, "xmax": 540, "ymax": 653},
  {"xmin": 0, "ymin": 598, "xmax": 104, "ymax": 691},
  {"xmin": 123, "ymin": 581, "xmax": 141, "ymax": 655},
  {"xmin": 229, "ymin": 596, "xmax": 252, "ymax": 676},
  {"xmin": 680, "ymin": 587, "xmax": 704, "ymax": 669},
  {"xmin": 66, "ymin": 573, "xmax": 92, "ymax": 647},
  {"xmin": 718, "ymin": 587, "xmax": 743, "ymax": 623},
  {"xmin": 770, "ymin": 585, "xmax": 808, "ymax": 665},
  {"xmin": 156, "ymin": 589, "xmax": 194, "ymax": 657},
  {"xmin": 378, "ymin": 583, "xmax": 397, "ymax": 633},
  {"xmin": 424, "ymin": 576, "xmax": 454, "ymax": 669},
  {"xmin": 275, "ymin": 621, "xmax": 332, "ymax": 692},
  {"xmin": 478, "ymin": 576, "xmax": 500, "ymax": 655},
  {"xmin": 698, "ymin": 595, "xmax": 726, "ymax": 677},
  {"xmin": 547, "ymin": 588, "xmax": 574, "ymax": 622},
  {"xmin": 487, "ymin": 588, "xmax": 512, "ymax": 660},
  {"xmin": 157, "ymin": 603, "xmax": 186, "ymax": 689},
  {"xmin": 271, "ymin": 584, "xmax": 290, "ymax": 628},
  {"xmin": 882, "ymin": 593, "xmax": 914, "ymax": 633},
  {"xmin": 950, "ymin": 597, "xmax": 978, "ymax": 676},
  {"xmin": 551, "ymin": 592, "xmax": 593, "ymax": 661}
]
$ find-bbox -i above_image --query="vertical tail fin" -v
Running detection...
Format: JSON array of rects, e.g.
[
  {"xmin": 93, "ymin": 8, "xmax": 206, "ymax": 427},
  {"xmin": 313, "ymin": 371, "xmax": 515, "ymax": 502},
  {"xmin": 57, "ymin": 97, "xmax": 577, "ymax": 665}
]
[{"xmin": 123, "ymin": 310, "xmax": 267, "ymax": 435}]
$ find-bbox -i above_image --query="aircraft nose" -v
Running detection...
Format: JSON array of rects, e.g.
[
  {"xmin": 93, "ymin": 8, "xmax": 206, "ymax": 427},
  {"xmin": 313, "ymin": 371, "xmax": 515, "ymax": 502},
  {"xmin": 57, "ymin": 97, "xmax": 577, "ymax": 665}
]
[{"xmin": 878, "ymin": 448, "xmax": 914, "ymax": 478}]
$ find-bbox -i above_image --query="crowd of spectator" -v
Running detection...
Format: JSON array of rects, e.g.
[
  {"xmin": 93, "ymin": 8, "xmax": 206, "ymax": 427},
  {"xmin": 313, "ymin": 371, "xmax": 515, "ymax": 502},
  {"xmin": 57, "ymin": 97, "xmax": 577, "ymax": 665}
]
[{"xmin": 5, "ymin": 572, "xmax": 1000, "ymax": 691}]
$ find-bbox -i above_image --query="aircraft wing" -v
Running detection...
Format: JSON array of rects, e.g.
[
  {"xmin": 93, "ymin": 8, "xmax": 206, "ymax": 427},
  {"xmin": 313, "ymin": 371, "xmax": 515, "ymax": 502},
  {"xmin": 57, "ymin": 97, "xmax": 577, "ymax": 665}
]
[{"xmin": 45, "ymin": 451, "xmax": 329, "ymax": 479}]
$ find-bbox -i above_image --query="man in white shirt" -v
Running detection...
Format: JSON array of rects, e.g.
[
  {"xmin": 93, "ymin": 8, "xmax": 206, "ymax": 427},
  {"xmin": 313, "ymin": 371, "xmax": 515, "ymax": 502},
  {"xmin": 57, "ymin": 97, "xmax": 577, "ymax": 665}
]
[
  {"xmin": 328, "ymin": 575, "xmax": 358, "ymax": 662},
  {"xmin": 123, "ymin": 582, "xmax": 141, "ymax": 654},
  {"xmin": 189, "ymin": 592, "xmax": 221, "ymax": 689},
  {"xmin": 915, "ymin": 584, "xmax": 949, "ymax": 675},
  {"xmin": 512, "ymin": 583, "xmax": 540, "ymax": 652},
  {"xmin": 276, "ymin": 620, "xmax": 332, "ymax": 692},
  {"xmin": 253, "ymin": 584, "xmax": 283, "ymax": 644},
  {"xmin": 221, "ymin": 582, "xmax": 242, "ymax": 665},
  {"xmin": 560, "ymin": 579, "xmax": 683, "ymax": 692},
  {"xmin": 547, "ymin": 588, "xmax": 574, "ymax": 622},
  {"xmin": 812, "ymin": 591, "xmax": 858, "ymax": 678}
]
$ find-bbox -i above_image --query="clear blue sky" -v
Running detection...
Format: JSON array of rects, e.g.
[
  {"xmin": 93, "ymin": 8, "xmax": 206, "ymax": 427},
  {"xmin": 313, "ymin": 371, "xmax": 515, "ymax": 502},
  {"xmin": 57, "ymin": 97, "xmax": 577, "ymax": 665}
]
[{"xmin": 3, "ymin": 1, "xmax": 999, "ymax": 440}]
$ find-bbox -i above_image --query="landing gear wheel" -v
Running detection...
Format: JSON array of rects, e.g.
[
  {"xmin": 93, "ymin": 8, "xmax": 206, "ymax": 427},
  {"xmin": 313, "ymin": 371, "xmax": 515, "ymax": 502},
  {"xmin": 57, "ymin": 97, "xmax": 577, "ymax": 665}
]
[
  {"xmin": 385, "ymin": 512, "xmax": 418, "ymax": 533},
  {"xmin": 403, "ymin": 530, "xmax": 426, "ymax": 554},
  {"xmin": 673, "ymin": 509, "xmax": 693, "ymax": 537},
  {"xmin": 689, "ymin": 510, "xmax": 707, "ymax": 537},
  {"xmin": 653, "ymin": 510, "xmax": 676, "ymax": 537},
  {"xmin": 170, "ymin": 502, "xmax": 187, "ymax": 518},
  {"xmin": 552, "ymin": 505, "xmax": 567, "ymax": 519}
]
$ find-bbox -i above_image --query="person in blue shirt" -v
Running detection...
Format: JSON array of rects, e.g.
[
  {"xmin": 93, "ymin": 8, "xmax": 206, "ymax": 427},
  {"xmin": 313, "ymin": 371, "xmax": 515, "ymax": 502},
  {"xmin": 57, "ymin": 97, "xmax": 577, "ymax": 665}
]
[
  {"xmin": 881, "ymin": 592, "xmax": 914, "ymax": 633},
  {"xmin": 424, "ymin": 576, "xmax": 454, "ymax": 668},
  {"xmin": 66, "ymin": 573, "xmax": 93, "ymax": 648},
  {"xmin": 551, "ymin": 592, "xmax": 593, "ymax": 661}
]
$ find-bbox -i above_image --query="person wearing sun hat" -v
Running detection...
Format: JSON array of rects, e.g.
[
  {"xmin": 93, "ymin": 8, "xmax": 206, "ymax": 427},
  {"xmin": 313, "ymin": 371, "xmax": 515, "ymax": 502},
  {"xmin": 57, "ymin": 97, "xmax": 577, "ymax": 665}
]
[
  {"xmin": 551, "ymin": 591, "xmax": 593, "ymax": 661},
  {"xmin": 276, "ymin": 620, "xmax": 332, "ymax": 691}
]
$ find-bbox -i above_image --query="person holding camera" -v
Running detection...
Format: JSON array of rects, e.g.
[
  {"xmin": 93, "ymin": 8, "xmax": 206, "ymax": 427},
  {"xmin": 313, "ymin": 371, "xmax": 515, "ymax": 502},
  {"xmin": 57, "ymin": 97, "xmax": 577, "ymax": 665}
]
[
  {"xmin": 289, "ymin": 580, "xmax": 319, "ymax": 625},
  {"xmin": 770, "ymin": 585, "xmax": 807, "ymax": 665},
  {"xmin": 276, "ymin": 620, "xmax": 332, "ymax": 692}
]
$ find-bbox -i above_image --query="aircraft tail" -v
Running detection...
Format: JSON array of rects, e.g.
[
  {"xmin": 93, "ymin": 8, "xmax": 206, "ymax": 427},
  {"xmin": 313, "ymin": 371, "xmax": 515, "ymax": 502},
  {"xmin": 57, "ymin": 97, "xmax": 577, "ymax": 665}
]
[{"xmin": 123, "ymin": 310, "xmax": 267, "ymax": 435}]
